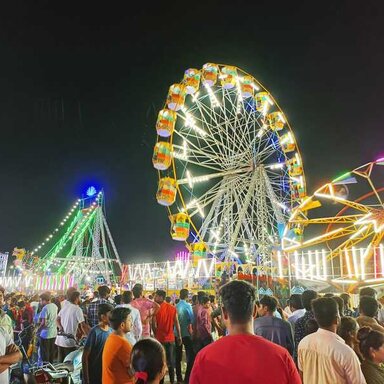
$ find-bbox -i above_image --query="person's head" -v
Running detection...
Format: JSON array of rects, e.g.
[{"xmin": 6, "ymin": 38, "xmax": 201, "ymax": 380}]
[
  {"xmin": 191, "ymin": 295, "xmax": 198, "ymax": 306},
  {"xmin": 323, "ymin": 293, "xmax": 335, "ymax": 298},
  {"xmin": 332, "ymin": 296, "xmax": 345, "ymax": 317},
  {"xmin": 131, "ymin": 339, "xmax": 166, "ymax": 384},
  {"xmin": 39, "ymin": 292, "xmax": 51, "ymax": 306},
  {"xmin": 109, "ymin": 307, "xmax": 132, "ymax": 333},
  {"xmin": 258, "ymin": 295, "xmax": 278, "ymax": 316},
  {"xmin": 98, "ymin": 285, "xmax": 111, "ymax": 299},
  {"xmin": 302, "ymin": 290, "xmax": 318, "ymax": 311},
  {"xmin": 165, "ymin": 296, "xmax": 171, "ymax": 304},
  {"xmin": 66, "ymin": 287, "xmax": 76, "ymax": 300},
  {"xmin": 93, "ymin": 291, "xmax": 99, "ymax": 300},
  {"xmin": 358, "ymin": 327, "xmax": 384, "ymax": 363},
  {"xmin": 114, "ymin": 295, "xmax": 122, "ymax": 305},
  {"xmin": 209, "ymin": 295, "xmax": 215, "ymax": 304},
  {"xmin": 69, "ymin": 291, "xmax": 81, "ymax": 305},
  {"xmin": 132, "ymin": 284, "xmax": 144, "ymax": 299},
  {"xmin": 98, "ymin": 303, "xmax": 114, "ymax": 325},
  {"xmin": 359, "ymin": 287, "xmax": 377, "ymax": 299},
  {"xmin": 122, "ymin": 290, "xmax": 133, "ymax": 304},
  {"xmin": 312, "ymin": 297, "xmax": 340, "ymax": 330},
  {"xmin": 197, "ymin": 291, "xmax": 206, "ymax": 304},
  {"xmin": 201, "ymin": 296, "xmax": 211, "ymax": 309},
  {"xmin": 305, "ymin": 319, "xmax": 319, "ymax": 335},
  {"xmin": 289, "ymin": 294, "xmax": 303, "ymax": 312},
  {"xmin": 337, "ymin": 316, "xmax": 359, "ymax": 346},
  {"xmin": 340, "ymin": 293, "xmax": 351, "ymax": 310},
  {"xmin": 220, "ymin": 281, "xmax": 256, "ymax": 326},
  {"xmin": 154, "ymin": 290, "xmax": 166, "ymax": 304},
  {"xmin": 359, "ymin": 296, "xmax": 379, "ymax": 318},
  {"xmin": 179, "ymin": 289, "xmax": 189, "ymax": 300}
]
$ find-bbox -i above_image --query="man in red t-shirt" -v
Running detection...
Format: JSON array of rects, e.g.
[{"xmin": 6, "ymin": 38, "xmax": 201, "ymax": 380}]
[
  {"xmin": 190, "ymin": 281, "xmax": 301, "ymax": 384},
  {"xmin": 154, "ymin": 290, "xmax": 181, "ymax": 384}
]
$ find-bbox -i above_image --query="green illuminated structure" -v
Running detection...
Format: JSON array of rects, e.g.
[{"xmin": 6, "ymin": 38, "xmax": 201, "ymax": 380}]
[{"xmin": 25, "ymin": 190, "xmax": 122, "ymax": 285}]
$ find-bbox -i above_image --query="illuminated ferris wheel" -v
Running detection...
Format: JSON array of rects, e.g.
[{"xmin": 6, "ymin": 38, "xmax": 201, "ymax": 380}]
[{"xmin": 153, "ymin": 63, "xmax": 306, "ymax": 265}]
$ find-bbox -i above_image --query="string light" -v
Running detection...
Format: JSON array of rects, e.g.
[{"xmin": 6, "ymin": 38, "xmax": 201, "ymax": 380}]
[{"xmin": 31, "ymin": 199, "xmax": 81, "ymax": 255}]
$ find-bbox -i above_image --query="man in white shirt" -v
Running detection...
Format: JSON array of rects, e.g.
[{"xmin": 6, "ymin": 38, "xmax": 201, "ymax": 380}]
[
  {"xmin": 56, "ymin": 290, "xmax": 87, "ymax": 362},
  {"xmin": 298, "ymin": 297, "xmax": 366, "ymax": 384},
  {"xmin": 0, "ymin": 327, "xmax": 22, "ymax": 384},
  {"xmin": 115, "ymin": 290, "xmax": 142, "ymax": 345},
  {"xmin": 288, "ymin": 294, "xmax": 305, "ymax": 330}
]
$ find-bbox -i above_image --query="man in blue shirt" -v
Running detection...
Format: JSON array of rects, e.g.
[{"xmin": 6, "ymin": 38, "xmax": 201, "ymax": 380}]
[
  {"xmin": 82, "ymin": 303, "xmax": 114, "ymax": 384},
  {"xmin": 254, "ymin": 295, "xmax": 294, "ymax": 356},
  {"xmin": 176, "ymin": 289, "xmax": 195, "ymax": 384}
]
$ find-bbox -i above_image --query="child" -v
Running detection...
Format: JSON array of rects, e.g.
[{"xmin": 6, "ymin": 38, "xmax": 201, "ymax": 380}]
[
  {"xmin": 131, "ymin": 339, "xmax": 166, "ymax": 384},
  {"xmin": 82, "ymin": 303, "xmax": 114, "ymax": 384}
]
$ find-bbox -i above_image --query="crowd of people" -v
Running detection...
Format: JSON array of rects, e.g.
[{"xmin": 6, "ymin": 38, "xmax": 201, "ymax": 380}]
[{"xmin": 1, "ymin": 282, "xmax": 384, "ymax": 383}]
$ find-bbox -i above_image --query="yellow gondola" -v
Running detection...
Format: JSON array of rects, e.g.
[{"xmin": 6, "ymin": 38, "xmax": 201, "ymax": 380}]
[
  {"xmin": 191, "ymin": 242, "xmax": 207, "ymax": 262},
  {"xmin": 287, "ymin": 157, "xmax": 303, "ymax": 177},
  {"xmin": 152, "ymin": 142, "xmax": 172, "ymax": 170},
  {"xmin": 170, "ymin": 213, "xmax": 190, "ymax": 241},
  {"xmin": 156, "ymin": 177, "xmax": 177, "ymax": 206},
  {"xmin": 255, "ymin": 92, "xmax": 271, "ymax": 114},
  {"xmin": 156, "ymin": 109, "xmax": 177, "ymax": 138},
  {"xmin": 183, "ymin": 68, "xmax": 201, "ymax": 95},
  {"xmin": 201, "ymin": 63, "xmax": 219, "ymax": 87},
  {"xmin": 241, "ymin": 76, "xmax": 254, "ymax": 98},
  {"xmin": 280, "ymin": 132, "xmax": 296, "ymax": 153},
  {"xmin": 267, "ymin": 112, "xmax": 285, "ymax": 131},
  {"xmin": 220, "ymin": 66, "xmax": 237, "ymax": 89},
  {"xmin": 167, "ymin": 84, "xmax": 186, "ymax": 111}
]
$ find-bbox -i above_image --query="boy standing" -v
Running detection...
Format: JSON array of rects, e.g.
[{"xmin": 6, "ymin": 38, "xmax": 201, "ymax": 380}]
[{"xmin": 82, "ymin": 303, "xmax": 114, "ymax": 384}]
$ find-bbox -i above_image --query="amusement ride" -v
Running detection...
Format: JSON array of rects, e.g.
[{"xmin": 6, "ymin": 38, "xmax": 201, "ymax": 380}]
[
  {"xmin": 7, "ymin": 188, "xmax": 123, "ymax": 291},
  {"xmin": 153, "ymin": 63, "xmax": 306, "ymax": 273}
]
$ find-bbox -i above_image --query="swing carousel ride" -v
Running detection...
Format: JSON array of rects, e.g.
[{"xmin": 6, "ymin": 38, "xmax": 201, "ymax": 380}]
[{"xmin": 283, "ymin": 159, "xmax": 384, "ymax": 290}]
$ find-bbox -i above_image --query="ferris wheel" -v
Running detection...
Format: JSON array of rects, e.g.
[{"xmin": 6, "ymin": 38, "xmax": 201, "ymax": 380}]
[
  {"xmin": 282, "ymin": 159, "xmax": 384, "ymax": 284},
  {"xmin": 153, "ymin": 63, "xmax": 306, "ymax": 265}
]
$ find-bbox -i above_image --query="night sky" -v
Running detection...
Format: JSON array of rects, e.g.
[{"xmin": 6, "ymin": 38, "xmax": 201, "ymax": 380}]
[{"xmin": 1, "ymin": 2, "xmax": 384, "ymax": 264}]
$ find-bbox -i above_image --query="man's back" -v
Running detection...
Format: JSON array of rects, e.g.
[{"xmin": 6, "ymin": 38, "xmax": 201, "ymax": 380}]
[
  {"xmin": 155, "ymin": 302, "xmax": 176, "ymax": 343},
  {"xmin": 190, "ymin": 334, "xmax": 300, "ymax": 384},
  {"xmin": 131, "ymin": 297, "xmax": 154, "ymax": 337},
  {"xmin": 176, "ymin": 300, "xmax": 193, "ymax": 338},
  {"xmin": 298, "ymin": 328, "xmax": 366, "ymax": 384},
  {"xmin": 254, "ymin": 315, "xmax": 294, "ymax": 355},
  {"xmin": 56, "ymin": 302, "xmax": 84, "ymax": 348},
  {"xmin": 87, "ymin": 299, "xmax": 110, "ymax": 328}
]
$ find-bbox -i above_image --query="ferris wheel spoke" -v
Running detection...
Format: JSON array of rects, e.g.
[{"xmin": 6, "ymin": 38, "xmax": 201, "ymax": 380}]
[
  {"xmin": 188, "ymin": 102, "xmax": 232, "ymax": 163},
  {"xmin": 173, "ymin": 129, "xmax": 225, "ymax": 168},
  {"xmin": 177, "ymin": 168, "xmax": 250, "ymax": 186},
  {"xmin": 220, "ymin": 89, "xmax": 257, "ymax": 158}
]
